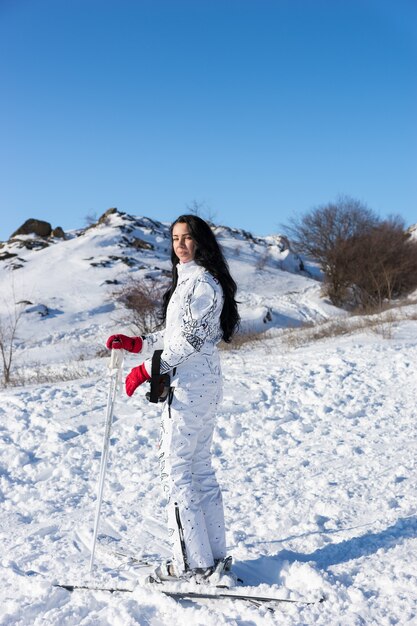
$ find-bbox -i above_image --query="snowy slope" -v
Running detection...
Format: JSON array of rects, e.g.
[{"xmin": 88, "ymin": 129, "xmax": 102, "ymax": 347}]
[
  {"xmin": 0, "ymin": 209, "xmax": 340, "ymax": 374},
  {"xmin": 1, "ymin": 211, "xmax": 417, "ymax": 625}
]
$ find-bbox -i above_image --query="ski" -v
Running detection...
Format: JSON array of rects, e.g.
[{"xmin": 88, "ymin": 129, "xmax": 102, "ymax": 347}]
[
  {"xmin": 55, "ymin": 583, "xmax": 132, "ymax": 593},
  {"xmin": 54, "ymin": 582, "xmax": 324, "ymax": 607},
  {"xmin": 106, "ymin": 551, "xmax": 156, "ymax": 567},
  {"xmin": 94, "ymin": 538, "xmax": 160, "ymax": 569},
  {"xmin": 143, "ymin": 587, "xmax": 324, "ymax": 606}
]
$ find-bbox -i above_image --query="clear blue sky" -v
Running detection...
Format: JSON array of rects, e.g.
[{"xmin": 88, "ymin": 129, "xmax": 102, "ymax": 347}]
[{"xmin": 1, "ymin": 0, "xmax": 416, "ymax": 241}]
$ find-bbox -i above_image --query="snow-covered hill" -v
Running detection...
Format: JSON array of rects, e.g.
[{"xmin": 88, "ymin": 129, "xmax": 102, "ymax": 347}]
[
  {"xmin": 1, "ymin": 210, "xmax": 417, "ymax": 625},
  {"xmin": 0, "ymin": 209, "xmax": 340, "ymax": 375}
]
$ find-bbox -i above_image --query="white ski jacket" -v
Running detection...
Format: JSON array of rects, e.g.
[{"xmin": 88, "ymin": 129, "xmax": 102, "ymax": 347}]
[{"xmin": 142, "ymin": 260, "xmax": 224, "ymax": 386}]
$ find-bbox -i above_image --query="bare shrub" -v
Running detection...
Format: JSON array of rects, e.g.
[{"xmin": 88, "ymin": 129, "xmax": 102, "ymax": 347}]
[
  {"xmin": 348, "ymin": 217, "xmax": 417, "ymax": 310},
  {"xmin": 185, "ymin": 200, "xmax": 217, "ymax": 225},
  {"xmin": 285, "ymin": 196, "xmax": 378, "ymax": 306},
  {"xmin": 368, "ymin": 311, "xmax": 397, "ymax": 339},
  {"xmin": 219, "ymin": 330, "xmax": 272, "ymax": 353},
  {"xmin": 11, "ymin": 362, "xmax": 93, "ymax": 387},
  {"xmin": 284, "ymin": 197, "xmax": 417, "ymax": 309},
  {"xmin": 0, "ymin": 296, "xmax": 25, "ymax": 386},
  {"xmin": 255, "ymin": 250, "xmax": 271, "ymax": 271},
  {"xmin": 281, "ymin": 305, "xmax": 416, "ymax": 348},
  {"xmin": 115, "ymin": 278, "xmax": 168, "ymax": 334},
  {"xmin": 84, "ymin": 211, "xmax": 98, "ymax": 227},
  {"xmin": 95, "ymin": 346, "xmax": 110, "ymax": 359},
  {"xmin": 282, "ymin": 319, "xmax": 353, "ymax": 348}
]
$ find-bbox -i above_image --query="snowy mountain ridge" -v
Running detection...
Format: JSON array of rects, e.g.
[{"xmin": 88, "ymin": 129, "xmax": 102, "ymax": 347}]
[{"xmin": 0, "ymin": 207, "xmax": 305, "ymax": 278}]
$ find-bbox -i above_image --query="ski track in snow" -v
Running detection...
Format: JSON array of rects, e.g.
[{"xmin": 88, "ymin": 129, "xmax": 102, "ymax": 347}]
[{"xmin": 1, "ymin": 326, "xmax": 417, "ymax": 625}]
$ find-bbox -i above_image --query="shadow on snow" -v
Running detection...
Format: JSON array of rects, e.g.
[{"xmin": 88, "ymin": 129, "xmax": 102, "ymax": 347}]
[{"xmin": 235, "ymin": 515, "xmax": 417, "ymax": 585}]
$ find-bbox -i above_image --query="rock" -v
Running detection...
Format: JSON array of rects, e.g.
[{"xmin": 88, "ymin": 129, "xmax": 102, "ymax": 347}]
[
  {"xmin": 10, "ymin": 219, "xmax": 52, "ymax": 239},
  {"xmin": 98, "ymin": 208, "xmax": 119, "ymax": 224},
  {"xmin": 52, "ymin": 226, "xmax": 65, "ymax": 239},
  {"xmin": 25, "ymin": 303, "xmax": 50, "ymax": 317},
  {"xmin": 0, "ymin": 250, "xmax": 19, "ymax": 262},
  {"xmin": 17, "ymin": 239, "xmax": 50, "ymax": 251},
  {"xmin": 130, "ymin": 237, "xmax": 154, "ymax": 250}
]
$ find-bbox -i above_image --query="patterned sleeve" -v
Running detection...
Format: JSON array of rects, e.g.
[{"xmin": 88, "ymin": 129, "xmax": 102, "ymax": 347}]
[
  {"xmin": 142, "ymin": 330, "xmax": 165, "ymax": 358},
  {"xmin": 146, "ymin": 277, "xmax": 222, "ymax": 375}
]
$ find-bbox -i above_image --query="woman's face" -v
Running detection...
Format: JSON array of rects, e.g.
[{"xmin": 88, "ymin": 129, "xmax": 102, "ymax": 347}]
[{"xmin": 172, "ymin": 222, "xmax": 196, "ymax": 263}]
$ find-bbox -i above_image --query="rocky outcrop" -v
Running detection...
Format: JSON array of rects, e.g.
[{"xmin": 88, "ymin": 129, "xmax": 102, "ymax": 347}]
[
  {"xmin": 52, "ymin": 226, "xmax": 65, "ymax": 239},
  {"xmin": 11, "ymin": 219, "xmax": 52, "ymax": 238},
  {"xmin": 98, "ymin": 208, "xmax": 119, "ymax": 225},
  {"xmin": 129, "ymin": 237, "xmax": 154, "ymax": 250},
  {"xmin": 10, "ymin": 218, "xmax": 66, "ymax": 240}
]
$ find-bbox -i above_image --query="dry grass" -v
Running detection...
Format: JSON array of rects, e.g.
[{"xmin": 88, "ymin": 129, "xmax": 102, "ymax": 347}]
[
  {"xmin": 4, "ymin": 301, "xmax": 416, "ymax": 387},
  {"xmin": 7, "ymin": 362, "xmax": 96, "ymax": 388},
  {"xmin": 219, "ymin": 330, "xmax": 273, "ymax": 353},
  {"xmin": 282, "ymin": 305, "xmax": 417, "ymax": 348}
]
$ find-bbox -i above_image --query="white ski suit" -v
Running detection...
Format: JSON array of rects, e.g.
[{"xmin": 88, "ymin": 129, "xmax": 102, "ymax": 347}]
[{"xmin": 142, "ymin": 260, "xmax": 226, "ymax": 572}]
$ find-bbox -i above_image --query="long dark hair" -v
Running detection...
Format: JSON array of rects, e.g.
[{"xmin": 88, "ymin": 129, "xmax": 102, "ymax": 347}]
[{"xmin": 162, "ymin": 214, "xmax": 240, "ymax": 342}]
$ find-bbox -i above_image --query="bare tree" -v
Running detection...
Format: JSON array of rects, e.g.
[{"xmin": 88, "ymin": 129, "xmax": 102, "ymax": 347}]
[
  {"xmin": 285, "ymin": 198, "xmax": 417, "ymax": 309},
  {"xmin": 348, "ymin": 216, "xmax": 417, "ymax": 310},
  {"xmin": 0, "ymin": 300, "xmax": 25, "ymax": 386},
  {"xmin": 284, "ymin": 196, "xmax": 379, "ymax": 306},
  {"xmin": 115, "ymin": 278, "xmax": 169, "ymax": 334},
  {"xmin": 185, "ymin": 200, "xmax": 217, "ymax": 225},
  {"xmin": 84, "ymin": 211, "xmax": 98, "ymax": 227}
]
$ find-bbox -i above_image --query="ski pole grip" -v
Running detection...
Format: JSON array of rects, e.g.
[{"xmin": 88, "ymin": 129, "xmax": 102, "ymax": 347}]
[{"xmin": 109, "ymin": 348, "xmax": 124, "ymax": 372}]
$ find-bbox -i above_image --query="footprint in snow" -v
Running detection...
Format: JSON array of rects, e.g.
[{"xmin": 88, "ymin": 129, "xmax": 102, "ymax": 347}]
[
  {"xmin": 58, "ymin": 430, "xmax": 79, "ymax": 441},
  {"xmin": 58, "ymin": 425, "xmax": 88, "ymax": 441}
]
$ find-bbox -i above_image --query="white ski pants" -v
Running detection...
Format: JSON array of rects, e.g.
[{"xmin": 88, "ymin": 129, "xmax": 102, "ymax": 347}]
[{"xmin": 159, "ymin": 379, "xmax": 226, "ymax": 572}]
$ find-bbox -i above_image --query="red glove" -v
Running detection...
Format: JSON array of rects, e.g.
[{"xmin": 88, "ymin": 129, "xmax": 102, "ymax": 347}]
[
  {"xmin": 106, "ymin": 334, "xmax": 143, "ymax": 353},
  {"xmin": 125, "ymin": 363, "xmax": 150, "ymax": 397}
]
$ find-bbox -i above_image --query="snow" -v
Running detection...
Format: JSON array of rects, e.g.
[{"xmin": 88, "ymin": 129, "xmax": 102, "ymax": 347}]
[{"xmin": 1, "ymin": 211, "xmax": 417, "ymax": 625}]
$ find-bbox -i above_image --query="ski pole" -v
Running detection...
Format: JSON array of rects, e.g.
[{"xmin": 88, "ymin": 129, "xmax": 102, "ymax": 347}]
[{"xmin": 89, "ymin": 348, "xmax": 124, "ymax": 574}]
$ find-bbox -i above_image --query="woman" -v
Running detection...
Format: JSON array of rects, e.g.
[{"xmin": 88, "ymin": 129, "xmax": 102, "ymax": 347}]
[{"xmin": 106, "ymin": 214, "xmax": 240, "ymax": 583}]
